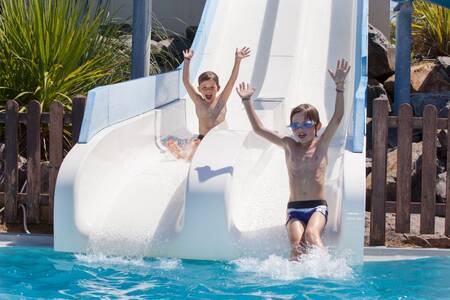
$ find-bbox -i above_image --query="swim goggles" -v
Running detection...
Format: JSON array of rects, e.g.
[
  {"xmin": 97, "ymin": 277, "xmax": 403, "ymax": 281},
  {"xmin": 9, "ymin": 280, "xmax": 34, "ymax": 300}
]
[{"xmin": 288, "ymin": 120, "xmax": 316, "ymax": 130}]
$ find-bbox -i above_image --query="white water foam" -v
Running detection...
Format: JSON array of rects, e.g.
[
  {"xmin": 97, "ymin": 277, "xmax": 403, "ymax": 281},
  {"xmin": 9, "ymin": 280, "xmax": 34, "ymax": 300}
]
[
  {"xmin": 232, "ymin": 248, "xmax": 353, "ymax": 281},
  {"xmin": 75, "ymin": 253, "xmax": 147, "ymax": 267},
  {"xmin": 75, "ymin": 253, "xmax": 182, "ymax": 271}
]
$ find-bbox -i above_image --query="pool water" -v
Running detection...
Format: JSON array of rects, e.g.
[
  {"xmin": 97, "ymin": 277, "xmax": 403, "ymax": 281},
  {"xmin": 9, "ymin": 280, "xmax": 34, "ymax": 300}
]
[{"xmin": 1, "ymin": 246, "xmax": 450, "ymax": 299}]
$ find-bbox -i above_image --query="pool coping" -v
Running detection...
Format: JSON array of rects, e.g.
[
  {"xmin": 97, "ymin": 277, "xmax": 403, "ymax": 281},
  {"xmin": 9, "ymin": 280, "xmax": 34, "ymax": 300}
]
[
  {"xmin": 0, "ymin": 233, "xmax": 53, "ymax": 248},
  {"xmin": 364, "ymin": 246, "xmax": 450, "ymax": 261},
  {"xmin": 1, "ymin": 233, "xmax": 450, "ymax": 261}
]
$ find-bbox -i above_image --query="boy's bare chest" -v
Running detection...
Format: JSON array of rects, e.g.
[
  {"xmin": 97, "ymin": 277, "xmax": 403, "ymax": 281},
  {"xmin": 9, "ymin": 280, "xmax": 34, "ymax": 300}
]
[
  {"xmin": 196, "ymin": 102, "xmax": 226, "ymax": 119},
  {"xmin": 285, "ymin": 146, "xmax": 326, "ymax": 172}
]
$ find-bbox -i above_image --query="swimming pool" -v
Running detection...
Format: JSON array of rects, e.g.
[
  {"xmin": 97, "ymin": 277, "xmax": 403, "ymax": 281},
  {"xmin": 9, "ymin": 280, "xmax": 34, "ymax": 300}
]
[{"xmin": 1, "ymin": 246, "xmax": 449, "ymax": 299}]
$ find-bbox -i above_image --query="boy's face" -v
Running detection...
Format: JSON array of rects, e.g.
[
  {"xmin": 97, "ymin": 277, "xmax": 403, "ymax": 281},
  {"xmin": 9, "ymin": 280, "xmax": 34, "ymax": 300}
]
[
  {"xmin": 198, "ymin": 79, "xmax": 220, "ymax": 103},
  {"xmin": 291, "ymin": 111, "xmax": 321, "ymax": 144}
]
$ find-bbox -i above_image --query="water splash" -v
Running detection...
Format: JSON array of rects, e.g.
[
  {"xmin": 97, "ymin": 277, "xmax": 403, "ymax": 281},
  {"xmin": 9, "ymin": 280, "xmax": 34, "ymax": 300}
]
[
  {"xmin": 232, "ymin": 248, "xmax": 353, "ymax": 281},
  {"xmin": 75, "ymin": 253, "xmax": 148, "ymax": 268},
  {"xmin": 74, "ymin": 253, "xmax": 182, "ymax": 274}
]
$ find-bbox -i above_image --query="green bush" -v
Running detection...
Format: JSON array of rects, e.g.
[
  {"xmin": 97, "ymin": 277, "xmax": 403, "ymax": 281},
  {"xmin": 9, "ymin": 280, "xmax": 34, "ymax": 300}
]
[
  {"xmin": 0, "ymin": 0, "xmax": 129, "ymax": 112},
  {"xmin": 412, "ymin": 0, "xmax": 449, "ymax": 58}
]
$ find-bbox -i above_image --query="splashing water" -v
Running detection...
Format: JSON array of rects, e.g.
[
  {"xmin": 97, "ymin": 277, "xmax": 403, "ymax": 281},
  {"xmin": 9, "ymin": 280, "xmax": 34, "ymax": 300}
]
[
  {"xmin": 232, "ymin": 247, "xmax": 353, "ymax": 281},
  {"xmin": 75, "ymin": 253, "xmax": 182, "ymax": 272},
  {"xmin": 2, "ymin": 246, "xmax": 450, "ymax": 299}
]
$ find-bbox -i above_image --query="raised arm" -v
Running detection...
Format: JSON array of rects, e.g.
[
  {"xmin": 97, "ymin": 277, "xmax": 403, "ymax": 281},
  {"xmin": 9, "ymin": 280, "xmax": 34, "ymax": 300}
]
[
  {"xmin": 218, "ymin": 47, "xmax": 251, "ymax": 104},
  {"xmin": 316, "ymin": 59, "xmax": 351, "ymax": 155},
  {"xmin": 236, "ymin": 82, "xmax": 286, "ymax": 147},
  {"xmin": 182, "ymin": 49, "xmax": 202, "ymax": 103}
]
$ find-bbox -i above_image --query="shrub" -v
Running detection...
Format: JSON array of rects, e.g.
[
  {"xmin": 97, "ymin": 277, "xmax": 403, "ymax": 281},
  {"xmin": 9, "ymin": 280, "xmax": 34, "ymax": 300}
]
[
  {"xmin": 0, "ymin": 0, "xmax": 129, "ymax": 112},
  {"xmin": 412, "ymin": 0, "xmax": 449, "ymax": 58}
]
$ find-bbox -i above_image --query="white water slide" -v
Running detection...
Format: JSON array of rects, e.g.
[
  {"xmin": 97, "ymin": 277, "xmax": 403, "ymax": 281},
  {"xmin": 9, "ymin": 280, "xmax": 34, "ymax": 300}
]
[{"xmin": 54, "ymin": 0, "xmax": 368, "ymax": 263}]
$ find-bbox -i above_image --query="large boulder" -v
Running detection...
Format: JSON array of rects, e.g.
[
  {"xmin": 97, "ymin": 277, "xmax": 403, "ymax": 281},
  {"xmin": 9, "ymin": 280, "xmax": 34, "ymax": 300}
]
[
  {"xmin": 383, "ymin": 74, "xmax": 415, "ymax": 102},
  {"xmin": 368, "ymin": 24, "xmax": 395, "ymax": 81},
  {"xmin": 410, "ymin": 60, "xmax": 450, "ymax": 92},
  {"xmin": 382, "ymin": 59, "xmax": 450, "ymax": 101},
  {"xmin": 437, "ymin": 56, "xmax": 450, "ymax": 76},
  {"xmin": 410, "ymin": 92, "xmax": 450, "ymax": 117},
  {"xmin": 367, "ymin": 142, "xmax": 446, "ymax": 204},
  {"xmin": 387, "ymin": 143, "xmax": 423, "ymax": 202},
  {"xmin": 436, "ymin": 172, "xmax": 447, "ymax": 203},
  {"xmin": 367, "ymin": 79, "xmax": 390, "ymax": 117}
]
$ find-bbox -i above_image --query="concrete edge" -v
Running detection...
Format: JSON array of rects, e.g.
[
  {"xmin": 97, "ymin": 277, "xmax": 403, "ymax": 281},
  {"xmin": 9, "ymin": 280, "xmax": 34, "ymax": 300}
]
[
  {"xmin": 1, "ymin": 236, "xmax": 450, "ymax": 262},
  {"xmin": 0, "ymin": 233, "xmax": 53, "ymax": 248},
  {"xmin": 364, "ymin": 246, "xmax": 450, "ymax": 261}
]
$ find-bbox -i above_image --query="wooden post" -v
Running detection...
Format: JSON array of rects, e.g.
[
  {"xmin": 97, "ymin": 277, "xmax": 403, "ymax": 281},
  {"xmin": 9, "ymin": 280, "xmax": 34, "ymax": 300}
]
[
  {"xmin": 49, "ymin": 101, "xmax": 64, "ymax": 224},
  {"xmin": 396, "ymin": 104, "xmax": 412, "ymax": 232},
  {"xmin": 72, "ymin": 96, "xmax": 86, "ymax": 145},
  {"xmin": 26, "ymin": 100, "xmax": 41, "ymax": 223},
  {"xmin": 421, "ymin": 105, "xmax": 437, "ymax": 234},
  {"xmin": 371, "ymin": 99, "xmax": 389, "ymax": 245},
  {"xmin": 4, "ymin": 101, "xmax": 19, "ymax": 223}
]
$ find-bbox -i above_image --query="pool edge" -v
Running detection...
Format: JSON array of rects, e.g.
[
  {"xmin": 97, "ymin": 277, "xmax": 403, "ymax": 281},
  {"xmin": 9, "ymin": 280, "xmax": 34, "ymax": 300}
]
[
  {"xmin": 0, "ymin": 233, "xmax": 53, "ymax": 248},
  {"xmin": 364, "ymin": 246, "xmax": 450, "ymax": 261},
  {"xmin": 1, "ymin": 234, "xmax": 449, "ymax": 262}
]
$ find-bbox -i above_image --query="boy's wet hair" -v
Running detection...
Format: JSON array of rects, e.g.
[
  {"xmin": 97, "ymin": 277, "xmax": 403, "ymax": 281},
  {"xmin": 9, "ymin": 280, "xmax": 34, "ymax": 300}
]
[
  {"xmin": 198, "ymin": 71, "xmax": 219, "ymax": 86},
  {"xmin": 290, "ymin": 104, "xmax": 321, "ymax": 125}
]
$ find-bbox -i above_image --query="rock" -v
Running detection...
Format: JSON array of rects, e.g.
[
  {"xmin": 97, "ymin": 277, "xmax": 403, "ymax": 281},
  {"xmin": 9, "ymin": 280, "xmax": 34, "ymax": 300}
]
[
  {"xmin": 365, "ymin": 212, "xmax": 449, "ymax": 248},
  {"xmin": 376, "ymin": 142, "xmax": 427, "ymax": 202},
  {"xmin": 382, "ymin": 59, "xmax": 450, "ymax": 101},
  {"xmin": 426, "ymin": 237, "xmax": 450, "ymax": 248},
  {"xmin": 383, "ymin": 74, "xmax": 420, "ymax": 102},
  {"xmin": 437, "ymin": 56, "xmax": 450, "ymax": 76},
  {"xmin": 404, "ymin": 235, "xmax": 450, "ymax": 248},
  {"xmin": 367, "ymin": 79, "xmax": 390, "ymax": 117},
  {"xmin": 383, "ymin": 74, "xmax": 395, "ymax": 101},
  {"xmin": 368, "ymin": 24, "xmax": 395, "ymax": 81},
  {"xmin": 387, "ymin": 45, "xmax": 396, "ymax": 71},
  {"xmin": 386, "ymin": 145, "xmax": 420, "ymax": 202},
  {"xmin": 411, "ymin": 150, "xmax": 447, "ymax": 202},
  {"xmin": 437, "ymin": 130, "xmax": 447, "ymax": 161},
  {"xmin": 410, "ymin": 60, "xmax": 450, "ymax": 92},
  {"xmin": 410, "ymin": 92, "xmax": 450, "ymax": 117},
  {"xmin": 436, "ymin": 172, "xmax": 446, "ymax": 203}
]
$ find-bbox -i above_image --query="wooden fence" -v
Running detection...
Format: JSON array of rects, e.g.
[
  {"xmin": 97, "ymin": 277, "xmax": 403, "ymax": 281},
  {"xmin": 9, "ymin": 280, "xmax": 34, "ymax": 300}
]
[
  {"xmin": 370, "ymin": 99, "xmax": 450, "ymax": 245},
  {"xmin": 0, "ymin": 97, "xmax": 86, "ymax": 225}
]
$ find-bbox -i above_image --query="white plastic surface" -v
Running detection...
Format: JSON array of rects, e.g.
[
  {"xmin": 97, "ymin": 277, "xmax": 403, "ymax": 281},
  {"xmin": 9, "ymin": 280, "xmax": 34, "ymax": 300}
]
[{"xmin": 55, "ymin": 0, "xmax": 365, "ymax": 262}]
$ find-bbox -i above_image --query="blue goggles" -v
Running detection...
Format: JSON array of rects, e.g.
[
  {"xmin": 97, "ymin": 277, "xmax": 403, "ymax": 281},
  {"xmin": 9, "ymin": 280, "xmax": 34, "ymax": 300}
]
[{"xmin": 289, "ymin": 120, "xmax": 316, "ymax": 130}]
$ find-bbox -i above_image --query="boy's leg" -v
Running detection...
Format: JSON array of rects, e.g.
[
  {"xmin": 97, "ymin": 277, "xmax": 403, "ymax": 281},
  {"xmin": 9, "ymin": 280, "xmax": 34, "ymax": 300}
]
[
  {"xmin": 304, "ymin": 212, "xmax": 327, "ymax": 248},
  {"xmin": 186, "ymin": 138, "xmax": 201, "ymax": 161},
  {"xmin": 286, "ymin": 219, "xmax": 306, "ymax": 260}
]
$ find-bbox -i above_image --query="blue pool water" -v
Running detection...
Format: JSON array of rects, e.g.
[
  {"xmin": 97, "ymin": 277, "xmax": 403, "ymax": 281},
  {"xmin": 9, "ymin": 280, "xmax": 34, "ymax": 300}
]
[{"xmin": 1, "ymin": 246, "xmax": 450, "ymax": 299}]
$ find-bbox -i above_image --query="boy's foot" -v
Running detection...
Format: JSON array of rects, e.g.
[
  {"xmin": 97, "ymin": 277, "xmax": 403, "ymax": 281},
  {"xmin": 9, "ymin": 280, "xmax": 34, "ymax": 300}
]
[{"xmin": 166, "ymin": 139, "xmax": 185, "ymax": 159}]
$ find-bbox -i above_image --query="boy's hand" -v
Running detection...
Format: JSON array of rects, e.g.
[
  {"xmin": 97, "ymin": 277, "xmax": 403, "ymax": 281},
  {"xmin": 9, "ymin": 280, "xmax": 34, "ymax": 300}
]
[
  {"xmin": 328, "ymin": 59, "xmax": 351, "ymax": 89},
  {"xmin": 183, "ymin": 49, "xmax": 194, "ymax": 61},
  {"xmin": 235, "ymin": 47, "xmax": 251, "ymax": 61},
  {"xmin": 236, "ymin": 82, "xmax": 255, "ymax": 100}
]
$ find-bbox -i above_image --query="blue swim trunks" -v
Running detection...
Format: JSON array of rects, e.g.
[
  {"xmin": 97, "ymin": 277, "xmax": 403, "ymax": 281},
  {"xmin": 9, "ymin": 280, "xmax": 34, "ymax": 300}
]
[{"xmin": 286, "ymin": 200, "xmax": 328, "ymax": 225}]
